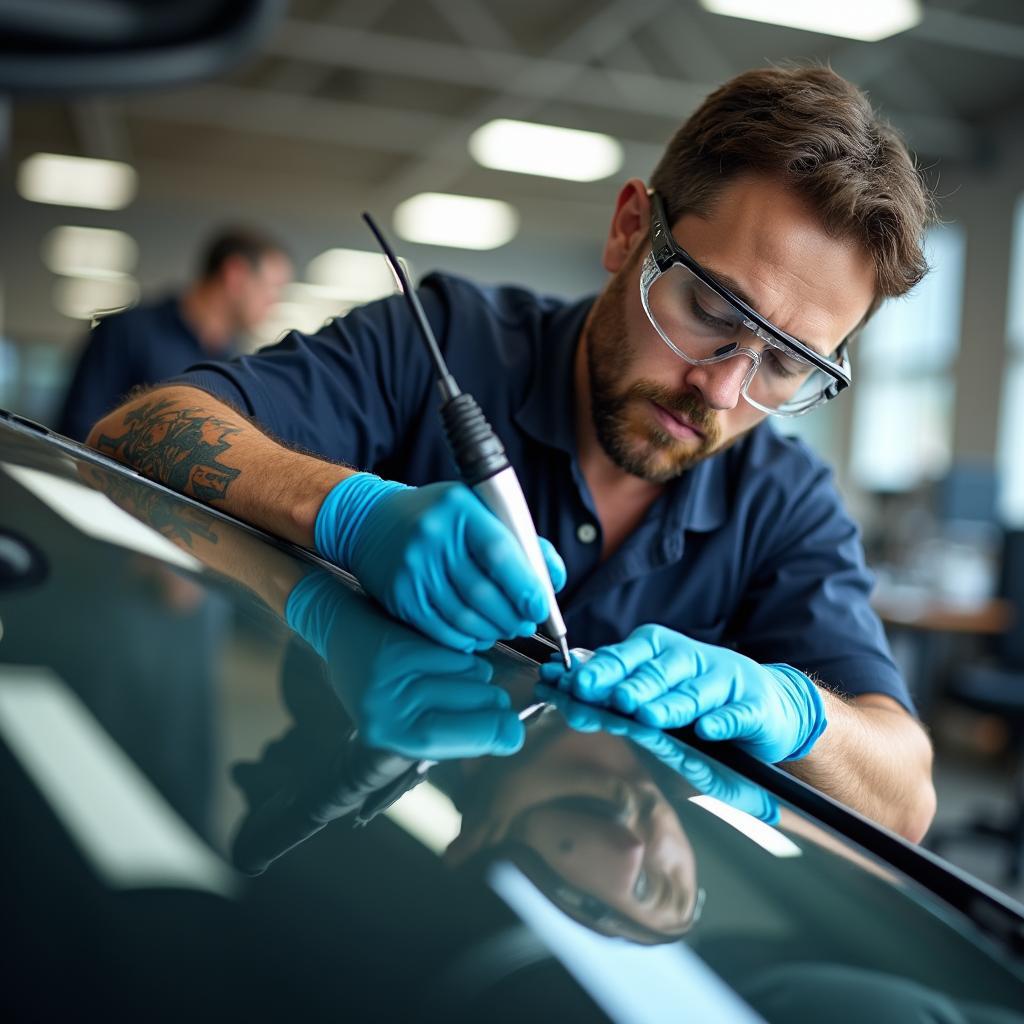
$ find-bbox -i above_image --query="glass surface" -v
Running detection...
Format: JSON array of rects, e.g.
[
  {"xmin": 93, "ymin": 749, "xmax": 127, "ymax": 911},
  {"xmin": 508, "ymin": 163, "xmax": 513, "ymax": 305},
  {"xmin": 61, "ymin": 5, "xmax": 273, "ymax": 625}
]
[{"xmin": 1, "ymin": 415, "xmax": 1023, "ymax": 1021}]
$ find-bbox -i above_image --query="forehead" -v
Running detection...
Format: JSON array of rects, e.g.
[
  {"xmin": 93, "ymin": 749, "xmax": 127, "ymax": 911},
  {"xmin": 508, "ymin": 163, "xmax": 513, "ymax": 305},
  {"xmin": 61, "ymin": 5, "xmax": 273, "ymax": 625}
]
[{"xmin": 668, "ymin": 176, "xmax": 876, "ymax": 353}]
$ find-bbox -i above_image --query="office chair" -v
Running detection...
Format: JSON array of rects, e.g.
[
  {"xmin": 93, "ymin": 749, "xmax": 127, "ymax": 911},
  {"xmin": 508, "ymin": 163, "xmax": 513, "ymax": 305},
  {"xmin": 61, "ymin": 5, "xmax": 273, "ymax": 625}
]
[{"xmin": 928, "ymin": 530, "xmax": 1024, "ymax": 882}]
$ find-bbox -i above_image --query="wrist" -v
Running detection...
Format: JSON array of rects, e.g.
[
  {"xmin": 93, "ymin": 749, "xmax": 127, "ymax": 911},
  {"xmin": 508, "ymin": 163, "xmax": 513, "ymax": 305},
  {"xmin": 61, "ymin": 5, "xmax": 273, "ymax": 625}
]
[
  {"xmin": 284, "ymin": 572, "xmax": 338, "ymax": 660},
  {"xmin": 314, "ymin": 472, "xmax": 410, "ymax": 568},
  {"xmin": 765, "ymin": 664, "xmax": 828, "ymax": 761}
]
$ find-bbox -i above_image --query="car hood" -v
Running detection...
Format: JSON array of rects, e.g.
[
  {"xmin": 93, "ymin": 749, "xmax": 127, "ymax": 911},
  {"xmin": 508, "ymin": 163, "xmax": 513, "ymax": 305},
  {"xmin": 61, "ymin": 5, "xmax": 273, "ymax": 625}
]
[{"xmin": 1, "ymin": 411, "xmax": 1023, "ymax": 1022}]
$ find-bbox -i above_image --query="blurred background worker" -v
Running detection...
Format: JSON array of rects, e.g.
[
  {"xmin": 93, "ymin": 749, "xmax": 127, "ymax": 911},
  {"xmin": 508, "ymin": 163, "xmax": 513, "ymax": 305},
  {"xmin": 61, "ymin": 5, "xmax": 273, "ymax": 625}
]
[{"xmin": 56, "ymin": 227, "xmax": 292, "ymax": 441}]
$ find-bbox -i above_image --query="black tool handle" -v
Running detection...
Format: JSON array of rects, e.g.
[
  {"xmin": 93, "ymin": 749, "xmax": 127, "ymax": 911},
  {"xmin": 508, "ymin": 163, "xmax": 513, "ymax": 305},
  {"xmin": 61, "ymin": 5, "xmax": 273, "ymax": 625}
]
[{"xmin": 440, "ymin": 392, "xmax": 510, "ymax": 485}]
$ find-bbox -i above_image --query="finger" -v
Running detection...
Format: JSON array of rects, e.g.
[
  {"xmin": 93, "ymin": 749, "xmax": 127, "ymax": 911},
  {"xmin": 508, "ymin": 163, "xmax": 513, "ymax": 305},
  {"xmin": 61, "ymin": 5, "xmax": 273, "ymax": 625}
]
[
  {"xmin": 463, "ymin": 511, "xmax": 549, "ymax": 623},
  {"xmin": 393, "ymin": 576, "xmax": 478, "ymax": 653},
  {"xmin": 388, "ymin": 641, "xmax": 494, "ymax": 683},
  {"xmin": 694, "ymin": 704, "xmax": 759, "ymax": 742},
  {"xmin": 563, "ymin": 628, "xmax": 677, "ymax": 703},
  {"xmin": 446, "ymin": 559, "xmax": 534, "ymax": 639},
  {"xmin": 411, "ymin": 678, "xmax": 512, "ymax": 713},
  {"xmin": 439, "ymin": 583, "xmax": 517, "ymax": 645},
  {"xmin": 538, "ymin": 660, "xmax": 570, "ymax": 689},
  {"xmin": 625, "ymin": 724, "xmax": 688, "ymax": 765},
  {"xmin": 610, "ymin": 638, "xmax": 711, "ymax": 713},
  {"xmin": 537, "ymin": 536, "xmax": 567, "ymax": 593},
  {"xmin": 411, "ymin": 708, "xmax": 525, "ymax": 757},
  {"xmin": 608, "ymin": 646, "xmax": 701, "ymax": 714},
  {"xmin": 633, "ymin": 686, "xmax": 707, "ymax": 728}
]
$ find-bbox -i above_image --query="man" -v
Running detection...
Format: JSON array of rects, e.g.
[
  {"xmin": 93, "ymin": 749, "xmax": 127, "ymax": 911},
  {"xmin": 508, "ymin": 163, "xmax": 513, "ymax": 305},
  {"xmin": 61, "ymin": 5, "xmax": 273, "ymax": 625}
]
[
  {"xmin": 87, "ymin": 67, "xmax": 937, "ymax": 840},
  {"xmin": 57, "ymin": 227, "xmax": 292, "ymax": 441}
]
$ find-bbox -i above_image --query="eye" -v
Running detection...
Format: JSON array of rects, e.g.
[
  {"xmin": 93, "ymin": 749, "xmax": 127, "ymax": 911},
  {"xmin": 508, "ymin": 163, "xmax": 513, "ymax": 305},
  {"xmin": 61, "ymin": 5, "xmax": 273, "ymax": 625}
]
[
  {"xmin": 764, "ymin": 348, "xmax": 810, "ymax": 380},
  {"xmin": 688, "ymin": 291, "xmax": 736, "ymax": 332},
  {"xmin": 633, "ymin": 868, "xmax": 651, "ymax": 901}
]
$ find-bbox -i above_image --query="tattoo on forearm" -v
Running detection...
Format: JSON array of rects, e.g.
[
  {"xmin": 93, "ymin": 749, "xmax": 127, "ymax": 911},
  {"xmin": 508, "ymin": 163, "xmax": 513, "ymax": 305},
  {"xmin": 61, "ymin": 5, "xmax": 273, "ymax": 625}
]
[
  {"xmin": 96, "ymin": 398, "xmax": 242, "ymax": 502},
  {"xmin": 80, "ymin": 463, "xmax": 220, "ymax": 549}
]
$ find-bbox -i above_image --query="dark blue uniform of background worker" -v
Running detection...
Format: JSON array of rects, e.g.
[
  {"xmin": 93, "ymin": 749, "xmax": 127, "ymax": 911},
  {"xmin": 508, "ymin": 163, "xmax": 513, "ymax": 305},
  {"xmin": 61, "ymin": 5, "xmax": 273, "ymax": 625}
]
[
  {"xmin": 88, "ymin": 67, "xmax": 938, "ymax": 841},
  {"xmin": 57, "ymin": 228, "xmax": 292, "ymax": 441}
]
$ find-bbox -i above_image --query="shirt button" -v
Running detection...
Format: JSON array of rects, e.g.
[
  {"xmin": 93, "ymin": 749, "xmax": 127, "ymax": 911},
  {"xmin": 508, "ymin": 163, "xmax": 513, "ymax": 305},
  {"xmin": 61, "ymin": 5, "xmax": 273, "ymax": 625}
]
[{"xmin": 576, "ymin": 523, "xmax": 598, "ymax": 544}]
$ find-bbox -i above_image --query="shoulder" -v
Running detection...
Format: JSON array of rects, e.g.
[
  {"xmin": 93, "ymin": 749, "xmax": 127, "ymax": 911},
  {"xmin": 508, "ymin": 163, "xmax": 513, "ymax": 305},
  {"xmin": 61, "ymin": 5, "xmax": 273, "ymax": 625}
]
[
  {"xmin": 90, "ymin": 297, "xmax": 175, "ymax": 340},
  {"xmin": 721, "ymin": 424, "xmax": 845, "ymax": 541},
  {"xmin": 419, "ymin": 271, "xmax": 570, "ymax": 335},
  {"xmin": 727, "ymin": 423, "xmax": 832, "ymax": 496}
]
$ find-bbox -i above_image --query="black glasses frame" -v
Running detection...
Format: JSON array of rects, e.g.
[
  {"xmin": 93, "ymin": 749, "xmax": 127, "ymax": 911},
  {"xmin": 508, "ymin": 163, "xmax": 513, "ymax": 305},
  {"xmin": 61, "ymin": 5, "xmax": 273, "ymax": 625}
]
[{"xmin": 647, "ymin": 190, "xmax": 852, "ymax": 404}]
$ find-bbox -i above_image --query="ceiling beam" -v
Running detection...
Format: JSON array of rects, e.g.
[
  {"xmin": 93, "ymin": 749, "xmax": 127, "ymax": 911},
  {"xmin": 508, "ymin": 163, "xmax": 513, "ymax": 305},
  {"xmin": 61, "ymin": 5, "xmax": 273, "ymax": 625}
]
[
  {"xmin": 261, "ymin": 16, "xmax": 975, "ymax": 165},
  {"xmin": 130, "ymin": 82, "xmax": 664, "ymax": 171},
  {"xmin": 265, "ymin": 16, "xmax": 711, "ymax": 121}
]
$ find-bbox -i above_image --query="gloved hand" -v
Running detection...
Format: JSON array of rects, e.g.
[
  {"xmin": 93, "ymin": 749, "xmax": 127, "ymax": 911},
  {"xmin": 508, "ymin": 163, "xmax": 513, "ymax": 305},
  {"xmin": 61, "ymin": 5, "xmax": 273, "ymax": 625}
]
[
  {"xmin": 315, "ymin": 473, "xmax": 566, "ymax": 654},
  {"xmin": 536, "ymin": 685, "xmax": 780, "ymax": 824},
  {"xmin": 286, "ymin": 570, "xmax": 525, "ymax": 760},
  {"xmin": 538, "ymin": 623, "xmax": 827, "ymax": 764}
]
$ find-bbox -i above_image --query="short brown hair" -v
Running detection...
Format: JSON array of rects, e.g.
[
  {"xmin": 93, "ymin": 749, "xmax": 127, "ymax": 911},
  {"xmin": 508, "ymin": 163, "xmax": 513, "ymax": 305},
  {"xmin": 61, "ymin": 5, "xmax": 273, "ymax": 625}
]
[
  {"xmin": 650, "ymin": 65, "xmax": 935, "ymax": 307},
  {"xmin": 199, "ymin": 226, "xmax": 289, "ymax": 281}
]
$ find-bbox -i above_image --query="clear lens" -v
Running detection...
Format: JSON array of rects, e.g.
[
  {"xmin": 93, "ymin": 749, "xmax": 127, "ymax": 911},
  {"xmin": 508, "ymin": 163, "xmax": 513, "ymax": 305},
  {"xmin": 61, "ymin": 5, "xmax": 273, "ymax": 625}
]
[{"xmin": 642, "ymin": 255, "xmax": 837, "ymax": 415}]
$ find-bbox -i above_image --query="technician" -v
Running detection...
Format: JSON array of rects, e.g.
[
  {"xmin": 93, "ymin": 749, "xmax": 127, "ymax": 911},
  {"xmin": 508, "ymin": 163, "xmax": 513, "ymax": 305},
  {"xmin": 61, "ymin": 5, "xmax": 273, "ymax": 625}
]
[
  {"xmin": 87, "ymin": 67, "xmax": 937, "ymax": 841},
  {"xmin": 57, "ymin": 226, "xmax": 292, "ymax": 441}
]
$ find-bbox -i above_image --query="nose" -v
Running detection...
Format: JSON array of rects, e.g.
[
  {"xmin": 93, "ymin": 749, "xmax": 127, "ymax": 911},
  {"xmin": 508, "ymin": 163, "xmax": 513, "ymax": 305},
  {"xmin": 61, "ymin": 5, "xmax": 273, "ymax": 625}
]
[{"xmin": 685, "ymin": 352, "xmax": 754, "ymax": 411}]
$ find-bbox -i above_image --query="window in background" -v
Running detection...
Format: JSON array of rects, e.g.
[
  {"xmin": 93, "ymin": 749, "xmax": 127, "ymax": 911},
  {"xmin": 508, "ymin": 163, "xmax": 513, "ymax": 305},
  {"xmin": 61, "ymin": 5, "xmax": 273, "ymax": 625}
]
[
  {"xmin": 998, "ymin": 196, "xmax": 1024, "ymax": 525},
  {"xmin": 772, "ymin": 398, "xmax": 840, "ymax": 466},
  {"xmin": 849, "ymin": 225, "xmax": 966, "ymax": 492}
]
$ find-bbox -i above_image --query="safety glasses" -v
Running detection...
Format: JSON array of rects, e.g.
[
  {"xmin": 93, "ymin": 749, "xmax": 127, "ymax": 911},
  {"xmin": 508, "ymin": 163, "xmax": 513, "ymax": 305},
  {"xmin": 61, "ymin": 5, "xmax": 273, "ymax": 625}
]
[{"xmin": 641, "ymin": 191, "xmax": 853, "ymax": 416}]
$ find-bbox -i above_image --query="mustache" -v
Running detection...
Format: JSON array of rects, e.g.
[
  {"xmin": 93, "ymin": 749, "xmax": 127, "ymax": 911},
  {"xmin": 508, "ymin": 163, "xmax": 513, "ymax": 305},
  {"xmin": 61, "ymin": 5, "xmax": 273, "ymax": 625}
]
[{"xmin": 629, "ymin": 381, "xmax": 718, "ymax": 438}]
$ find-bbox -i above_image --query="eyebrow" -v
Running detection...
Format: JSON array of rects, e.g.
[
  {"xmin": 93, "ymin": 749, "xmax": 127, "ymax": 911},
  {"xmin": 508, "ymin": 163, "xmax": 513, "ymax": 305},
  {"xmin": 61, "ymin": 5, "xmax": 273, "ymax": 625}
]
[{"xmin": 699, "ymin": 262, "xmax": 829, "ymax": 358}]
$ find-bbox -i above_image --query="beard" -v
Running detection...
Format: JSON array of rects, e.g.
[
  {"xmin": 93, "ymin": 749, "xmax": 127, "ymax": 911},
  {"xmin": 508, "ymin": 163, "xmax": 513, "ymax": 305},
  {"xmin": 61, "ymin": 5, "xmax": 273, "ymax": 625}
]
[{"xmin": 585, "ymin": 258, "xmax": 723, "ymax": 484}]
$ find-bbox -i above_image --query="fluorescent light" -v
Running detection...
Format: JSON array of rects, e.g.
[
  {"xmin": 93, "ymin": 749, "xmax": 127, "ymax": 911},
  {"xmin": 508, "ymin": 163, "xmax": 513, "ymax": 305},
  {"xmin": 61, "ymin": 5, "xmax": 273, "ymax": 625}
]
[
  {"xmin": 306, "ymin": 247, "xmax": 404, "ymax": 302},
  {"xmin": 384, "ymin": 783, "xmax": 461, "ymax": 853},
  {"xmin": 2, "ymin": 463, "xmax": 201, "ymax": 572},
  {"xmin": 469, "ymin": 119, "xmax": 623, "ymax": 182},
  {"xmin": 43, "ymin": 225, "xmax": 138, "ymax": 279},
  {"xmin": 490, "ymin": 863, "xmax": 763, "ymax": 1024},
  {"xmin": 0, "ymin": 666, "xmax": 235, "ymax": 894},
  {"xmin": 393, "ymin": 192, "xmax": 519, "ymax": 250},
  {"xmin": 17, "ymin": 152, "xmax": 138, "ymax": 210},
  {"xmin": 699, "ymin": 0, "xmax": 921, "ymax": 41},
  {"xmin": 52, "ymin": 275, "xmax": 139, "ymax": 320},
  {"xmin": 689, "ymin": 795, "xmax": 802, "ymax": 857}
]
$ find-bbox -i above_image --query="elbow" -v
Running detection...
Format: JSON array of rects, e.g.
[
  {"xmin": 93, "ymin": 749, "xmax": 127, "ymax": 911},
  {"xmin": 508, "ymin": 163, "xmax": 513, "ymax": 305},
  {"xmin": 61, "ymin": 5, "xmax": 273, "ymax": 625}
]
[
  {"xmin": 85, "ymin": 415, "xmax": 109, "ymax": 450},
  {"xmin": 899, "ymin": 775, "xmax": 937, "ymax": 844},
  {"xmin": 898, "ymin": 729, "xmax": 937, "ymax": 843}
]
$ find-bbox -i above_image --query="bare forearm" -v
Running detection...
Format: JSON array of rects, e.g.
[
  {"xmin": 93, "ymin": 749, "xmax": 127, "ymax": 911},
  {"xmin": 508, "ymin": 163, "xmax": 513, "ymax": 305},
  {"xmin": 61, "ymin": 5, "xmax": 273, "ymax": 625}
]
[
  {"xmin": 86, "ymin": 385, "xmax": 353, "ymax": 548},
  {"xmin": 785, "ymin": 690, "xmax": 936, "ymax": 842}
]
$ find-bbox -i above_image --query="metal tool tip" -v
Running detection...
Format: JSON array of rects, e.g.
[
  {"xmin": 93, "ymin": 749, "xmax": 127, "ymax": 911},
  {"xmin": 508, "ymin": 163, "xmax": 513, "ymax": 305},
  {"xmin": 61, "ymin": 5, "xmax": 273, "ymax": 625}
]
[{"xmin": 557, "ymin": 636, "xmax": 572, "ymax": 671}]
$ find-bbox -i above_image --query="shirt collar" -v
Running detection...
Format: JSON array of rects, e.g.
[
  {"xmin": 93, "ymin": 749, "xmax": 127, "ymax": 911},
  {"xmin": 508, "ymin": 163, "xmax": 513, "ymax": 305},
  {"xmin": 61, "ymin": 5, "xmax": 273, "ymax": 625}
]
[{"xmin": 514, "ymin": 290, "xmax": 730, "ymax": 537}]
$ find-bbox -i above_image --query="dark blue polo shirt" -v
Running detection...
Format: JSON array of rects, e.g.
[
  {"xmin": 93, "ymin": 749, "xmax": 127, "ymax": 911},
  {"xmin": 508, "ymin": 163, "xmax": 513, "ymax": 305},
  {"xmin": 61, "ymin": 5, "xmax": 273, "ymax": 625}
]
[
  {"xmin": 57, "ymin": 296, "xmax": 234, "ymax": 442},
  {"xmin": 173, "ymin": 272, "xmax": 912, "ymax": 712}
]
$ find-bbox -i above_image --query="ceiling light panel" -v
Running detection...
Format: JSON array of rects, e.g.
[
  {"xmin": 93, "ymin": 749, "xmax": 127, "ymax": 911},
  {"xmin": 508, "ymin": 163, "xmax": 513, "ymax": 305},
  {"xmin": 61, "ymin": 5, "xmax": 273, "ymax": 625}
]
[
  {"xmin": 43, "ymin": 226, "xmax": 138, "ymax": 279},
  {"xmin": 17, "ymin": 153, "xmax": 138, "ymax": 210},
  {"xmin": 393, "ymin": 193, "xmax": 519, "ymax": 251},
  {"xmin": 469, "ymin": 119, "xmax": 623, "ymax": 182},
  {"xmin": 305, "ymin": 248, "xmax": 403, "ymax": 302},
  {"xmin": 699, "ymin": 0, "xmax": 922, "ymax": 41},
  {"xmin": 53, "ymin": 276, "xmax": 139, "ymax": 320}
]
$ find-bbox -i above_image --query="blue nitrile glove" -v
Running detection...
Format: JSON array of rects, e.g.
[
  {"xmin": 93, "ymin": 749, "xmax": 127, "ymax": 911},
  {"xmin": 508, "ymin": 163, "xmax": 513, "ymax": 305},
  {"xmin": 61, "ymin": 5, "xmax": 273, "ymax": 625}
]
[
  {"xmin": 538, "ymin": 623, "xmax": 827, "ymax": 764},
  {"xmin": 315, "ymin": 473, "xmax": 567, "ymax": 654},
  {"xmin": 536, "ymin": 685, "xmax": 780, "ymax": 824},
  {"xmin": 286, "ymin": 570, "xmax": 525, "ymax": 760}
]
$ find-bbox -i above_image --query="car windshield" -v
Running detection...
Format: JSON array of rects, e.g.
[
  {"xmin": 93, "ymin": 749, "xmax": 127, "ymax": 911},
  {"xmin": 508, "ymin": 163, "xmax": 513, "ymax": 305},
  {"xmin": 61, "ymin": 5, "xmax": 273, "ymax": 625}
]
[{"xmin": 2, "ymin": 413, "xmax": 1023, "ymax": 1022}]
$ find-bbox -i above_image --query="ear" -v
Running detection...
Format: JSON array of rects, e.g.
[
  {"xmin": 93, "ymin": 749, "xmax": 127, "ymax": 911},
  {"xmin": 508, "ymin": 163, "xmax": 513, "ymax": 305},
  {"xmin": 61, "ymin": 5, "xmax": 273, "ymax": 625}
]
[
  {"xmin": 219, "ymin": 254, "xmax": 252, "ymax": 294},
  {"xmin": 602, "ymin": 179, "xmax": 651, "ymax": 274}
]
